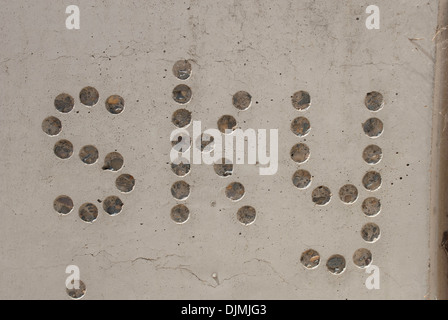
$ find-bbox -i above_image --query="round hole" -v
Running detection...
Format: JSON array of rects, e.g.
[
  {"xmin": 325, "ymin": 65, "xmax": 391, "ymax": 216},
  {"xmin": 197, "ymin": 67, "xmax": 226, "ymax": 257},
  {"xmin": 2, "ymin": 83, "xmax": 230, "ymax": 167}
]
[
  {"xmin": 326, "ymin": 255, "xmax": 346, "ymax": 275},
  {"xmin": 172, "ymin": 84, "xmax": 192, "ymax": 104},
  {"xmin": 232, "ymin": 91, "xmax": 252, "ymax": 111},
  {"xmin": 171, "ymin": 204, "xmax": 190, "ymax": 224},
  {"xmin": 312, "ymin": 186, "xmax": 332, "ymax": 206},
  {"xmin": 365, "ymin": 92, "xmax": 384, "ymax": 112},
  {"xmin": 363, "ymin": 145, "xmax": 383, "ymax": 165},
  {"xmin": 102, "ymin": 152, "xmax": 124, "ymax": 171},
  {"xmin": 105, "ymin": 95, "xmax": 125, "ymax": 114},
  {"xmin": 66, "ymin": 280, "xmax": 86, "ymax": 300},
  {"xmin": 53, "ymin": 195, "xmax": 74, "ymax": 215},
  {"xmin": 353, "ymin": 248, "xmax": 373, "ymax": 268},
  {"xmin": 290, "ymin": 143, "xmax": 310, "ymax": 164},
  {"xmin": 362, "ymin": 171, "xmax": 382, "ymax": 191},
  {"xmin": 115, "ymin": 174, "xmax": 135, "ymax": 193},
  {"xmin": 196, "ymin": 133, "xmax": 215, "ymax": 153},
  {"xmin": 300, "ymin": 249, "xmax": 320, "ymax": 269},
  {"xmin": 54, "ymin": 140, "xmax": 73, "ymax": 159},
  {"xmin": 54, "ymin": 93, "xmax": 74, "ymax": 113},
  {"xmin": 362, "ymin": 197, "xmax": 381, "ymax": 217},
  {"xmin": 172, "ymin": 60, "xmax": 192, "ymax": 80},
  {"xmin": 172, "ymin": 109, "xmax": 192, "ymax": 128},
  {"xmin": 102, "ymin": 196, "xmax": 124, "ymax": 216},
  {"xmin": 291, "ymin": 91, "xmax": 311, "ymax": 111},
  {"xmin": 225, "ymin": 182, "xmax": 245, "ymax": 201},
  {"xmin": 171, "ymin": 132, "xmax": 191, "ymax": 152},
  {"xmin": 237, "ymin": 206, "xmax": 256, "ymax": 225},
  {"xmin": 78, "ymin": 203, "xmax": 98, "ymax": 223},
  {"xmin": 214, "ymin": 158, "xmax": 233, "ymax": 177},
  {"xmin": 42, "ymin": 116, "xmax": 62, "ymax": 136},
  {"xmin": 171, "ymin": 181, "xmax": 191, "ymax": 201},
  {"xmin": 79, "ymin": 86, "xmax": 99, "ymax": 107},
  {"xmin": 292, "ymin": 170, "xmax": 312, "ymax": 189},
  {"xmin": 217, "ymin": 115, "xmax": 237, "ymax": 134},
  {"xmin": 79, "ymin": 145, "xmax": 99, "ymax": 165},
  {"xmin": 171, "ymin": 160, "xmax": 191, "ymax": 177},
  {"xmin": 361, "ymin": 223, "xmax": 381, "ymax": 243},
  {"xmin": 339, "ymin": 184, "xmax": 358, "ymax": 204},
  {"xmin": 291, "ymin": 117, "xmax": 311, "ymax": 137},
  {"xmin": 363, "ymin": 118, "xmax": 384, "ymax": 138}
]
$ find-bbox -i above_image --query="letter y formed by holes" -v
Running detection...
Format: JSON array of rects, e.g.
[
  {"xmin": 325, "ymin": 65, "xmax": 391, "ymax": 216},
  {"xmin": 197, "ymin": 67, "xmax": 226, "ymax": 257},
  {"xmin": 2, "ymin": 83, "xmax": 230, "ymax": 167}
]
[
  {"xmin": 366, "ymin": 5, "xmax": 380, "ymax": 30},
  {"xmin": 66, "ymin": 5, "xmax": 80, "ymax": 30},
  {"xmin": 65, "ymin": 265, "xmax": 80, "ymax": 290},
  {"xmin": 365, "ymin": 264, "xmax": 380, "ymax": 290}
]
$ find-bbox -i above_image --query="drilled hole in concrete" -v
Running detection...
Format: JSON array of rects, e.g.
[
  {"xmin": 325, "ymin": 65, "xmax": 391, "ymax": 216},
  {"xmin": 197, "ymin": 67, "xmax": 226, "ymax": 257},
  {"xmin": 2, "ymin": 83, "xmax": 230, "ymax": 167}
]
[
  {"xmin": 66, "ymin": 280, "xmax": 86, "ymax": 300},
  {"xmin": 172, "ymin": 60, "xmax": 192, "ymax": 80},
  {"xmin": 362, "ymin": 197, "xmax": 381, "ymax": 217},
  {"xmin": 237, "ymin": 206, "xmax": 256, "ymax": 225},
  {"xmin": 217, "ymin": 115, "xmax": 237, "ymax": 134},
  {"xmin": 361, "ymin": 223, "xmax": 381, "ymax": 243},
  {"xmin": 105, "ymin": 95, "xmax": 125, "ymax": 114},
  {"xmin": 171, "ymin": 160, "xmax": 191, "ymax": 177},
  {"xmin": 290, "ymin": 143, "xmax": 310, "ymax": 164},
  {"xmin": 78, "ymin": 203, "xmax": 98, "ymax": 223},
  {"xmin": 102, "ymin": 196, "xmax": 123, "ymax": 216},
  {"xmin": 54, "ymin": 93, "xmax": 74, "ymax": 113},
  {"xmin": 312, "ymin": 186, "xmax": 331, "ymax": 206},
  {"xmin": 214, "ymin": 158, "xmax": 233, "ymax": 177},
  {"xmin": 79, "ymin": 86, "xmax": 99, "ymax": 107},
  {"xmin": 115, "ymin": 174, "xmax": 135, "ymax": 193},
  {"xmin": 292, "ymin": 170, "xmax": 312, "ymax": 189},
  {"xmin": 363, "ymin": 118, "xmax": 383, "ymax": 138},
  {"xmin": 291, "ymin": 117, "xmax": 311, "ymax": 137},
  {"xmin": 171, "ymin": 204, "xmax": 190, "ymax": 224},
  {"xmin": 353, "ymin": 248, "xmax": 373, "ymax": 268},
  {"xmin": 172, "ymin": 84, "xmax": 192, "ymax": 104},
  {"xmin": 79, "ymin": 145, "xmax": 99, "ymax": 165},
  {"xmin": 339, "ymin": 184, "xmax": 358, "ymax": 204},
  {"xmin": 171, "ymin": 181, "xmax": 191, "ymax": 201},
  {"xmin": 42, "ymin": 116, "xmax": 62, "ymax": 136},
  {"xmin": 232, "ymin": 91, "xmax": 252, "ymax": 111},
  {"xmin": 363, "ymin": 145, "xmax": 383, "ymax": 165},
  {"xmin": 102, "ymin": 152, "xmax": 124, "ymax": 171},
  {"xmin": 291, "ymin": 91, "xmax": 311, "ymax": 111},
  {"xmin": 225, "ymin": 182, "xmax": 245, "ymax": 201},
  {"xmin": 365, "ymin": 92, "xmax": 384, "ymax": 112},
  {"xmin": 53, "ymin": 195, "xmax": 74, "ymax": 215},
  {"xmin": 300, "ymin": 249, "xmax": 320, "ymax": 269},
  {"xmin": 171, "ymin": 133, "xmax": 191, "ymax": 152},
  {"xmin": 362, "ymin": 171, "xmax": 382, "ymax": 191},
  {"xmin": 54, "ymin": 139, "xmax": 73, "ymax": 159},
  {"xmin": 172, "ymin": 109, "xmax": 192, "ymax": 128},
  {"xmin": 326, "ymin": 255, "xmax": 346, "ymax": 275},
  {"xmin": 196, "ymin": 133, "xmax": 215, "ymax": 153}
]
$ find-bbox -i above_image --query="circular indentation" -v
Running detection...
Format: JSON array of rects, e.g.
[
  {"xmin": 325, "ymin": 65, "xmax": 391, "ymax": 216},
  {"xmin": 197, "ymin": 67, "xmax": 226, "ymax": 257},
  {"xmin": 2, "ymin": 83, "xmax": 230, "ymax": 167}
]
[
  {"xmin": 291, "ymin": 91, "xmax": 311, "ymax": 111},
  {"xmin": 291, "ymin": 117, "xmax": 311, "ymax": 137},
  {"xmin": 292, "ymin": 170, "xmax": 312, "ymax": 189},
  {"xmin": 79, "ymin": 86, "xmax": 99, "ymax": 107},
  {"xmin": 217, "ymin": 115, "xmax": 237, "ymax": 134},
  {"xmin": 54, "ymin": 140, "xmax": 73, "ymax": 159},
  {"xmin": 171, "ymin": 204, "xmax": 190, "ymax": 224},
  {"xmin": 171, "ymin": 160, "xmax": 191, "ymax": 177},
  {"xmin": 172, "ymin": 109, "xmax": 192, "ymax": 128},
  {"xmin": 172, "ymin": 60, "xmax": 192, "ymax": 80},
  {"xmin": 365, "ymin": 92, "xmax": 384, "ymax": 112},
  {"xmin": 339, "ymin": 184, "xmax": 358, "ymax": 204},
  {"xmin": 361, "ymin": 223, "xmax": 381, "ymax": 243},
  {"xmin": 102, "ymin": 196, "xmax": 123, "ymax": 216},
  {"xmin": 105, "ymin": 95, "xmax": 125, "ymax": 114},
  {"xmin": 363, "ymin": 118, "xmax": 384, "ymax": 138},
  {"xmin": 115, "ymin": 174, "xmax": 135, "ymax": 193},
  {"xmin": 171, "ymin": 181, "xmax": 191, "ymax": 201},
  {"xmin": 78, "ymin": 203, "xmax": 98, "ymax": 223},
  {"xmin": 300, "ymin": 249, "xmax": 320, "ymax": 269},
  {"xmin": 172, "ymin": 84, "xmax": 192, "ymax": 104},
  {"xmin": 42, "ymin": 116, "xmax": 62, "ymax": 136},
  {"xmin": 171, "ymin": 132, "xmax": 191, "ymax": 152},
  {"xmin": 66, "ymin": 280, "xmax": 86, "ymax": 300},
  {"xmin": 362, "ymin": 171, "xmax": 382, "ymax": 191},
  {"xmin": 290, "ymin": 143, "xmax": 310, "ymax": 164},
  {"xmin": 214, "ymin": 158, "xmax": 233, "ymax": 177},
  {"xmin": 53, "ymin": 195, "xmax": 74, "ymax": 215},
  {"xmin": 362, "ymin": 197, "xmax": 381, "ymax": 217},
  {"xmin": 232, "ymin": 91, "xmax": 252, "ymax": 111},
  {"xmin": 312, "ymin": 186, "xmax": 332, "ymax": 206},
  {"xmin": 326, "ymin": 255, "xmax": 346, "ymax": 275},
  {"xmin": 102, "ymin": 152, "xmax": 124, "ymax": 171},
  {"xmin": 79, "ymin": 145, "xmax": 99, "ymax": 165},
  {"xmin": 196, "ymin": 133, "xmax": 215, "ymax": 153},
  {"xmin": 225, "ymin": 182, "xmax": 245, "ymax": 201},
  {"xmin": 363, "ymin": 145, "xmax": 383, "ymax": 165},
  {"xmin": 54, "ymin": 93, "xmax": 74, "ymax": 113},
  {"xmin": 237, "ymin": 206, "xmax": 256, "ymax": 225},
  {"xmin": 353, "ymin": 248, "xmax": 373, "ymax": 268}
]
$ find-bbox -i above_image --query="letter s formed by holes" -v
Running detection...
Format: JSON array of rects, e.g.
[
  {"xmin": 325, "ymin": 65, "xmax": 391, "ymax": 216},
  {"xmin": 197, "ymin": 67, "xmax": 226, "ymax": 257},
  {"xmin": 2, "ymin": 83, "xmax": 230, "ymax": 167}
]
[
  {"xmin": 65, "ymin": 265, "xmax": 80, "ymax": 290},
  {"xmin": 66, "ymin": 5, "xmax": 80, "ymax": 30},
  {"xmin": 365, "ymin": 5, "xmax": 380, "ymax": 30},
  {"xmin": 365, "ymin": 264, "xmax": 380, "ymax": 290}
]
